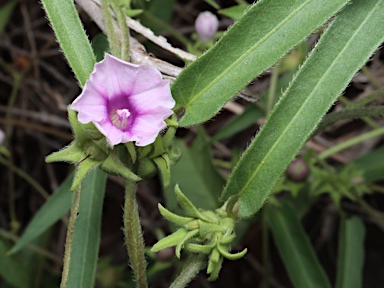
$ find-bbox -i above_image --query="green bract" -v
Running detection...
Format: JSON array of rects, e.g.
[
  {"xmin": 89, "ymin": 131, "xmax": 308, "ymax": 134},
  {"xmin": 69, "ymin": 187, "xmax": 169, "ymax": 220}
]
[
  {"xmin": 46, "ymin": 109, "xmax": 180, "ymax": 190},
  {"xmin": 151, "ymin": 185, "xmax": 247, "ymax": 281}
]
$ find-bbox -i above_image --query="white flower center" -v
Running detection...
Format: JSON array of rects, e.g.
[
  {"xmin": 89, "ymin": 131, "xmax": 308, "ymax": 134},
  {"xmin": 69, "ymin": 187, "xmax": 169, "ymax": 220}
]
[{"xmin": 111, "ymin": 108, "xmax": 131, "ymax": 129}]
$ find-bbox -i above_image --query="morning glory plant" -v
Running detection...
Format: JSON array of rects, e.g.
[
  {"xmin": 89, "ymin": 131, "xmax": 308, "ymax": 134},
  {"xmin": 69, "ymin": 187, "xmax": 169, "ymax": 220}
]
[
  {"xmin": 30, "ymin": 0, "xmax": 384, "ymax": 287},
  {"xmin": 71, "ymin": 54, "xmax": 175, "ymax": 147}
]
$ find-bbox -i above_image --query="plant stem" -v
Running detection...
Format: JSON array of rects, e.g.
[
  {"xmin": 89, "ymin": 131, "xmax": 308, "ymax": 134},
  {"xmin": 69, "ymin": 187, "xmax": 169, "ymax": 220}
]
[
  {"xmin": 313, "ymin": 106, "xmax": 384, "ymax": 136},
  {"xmin": 111, "ymin": 0, "xmax": 130, "ymax": 61},
  {"xmin": 102, "ymin": 0, "xmax": 120, "ymax": 57},
  {"xmin": 170, "ymin": 254, "xmax": 206, "ymax": 288},
  {"xmin": 319, "ymin": 126, "xmax": 384, "ymax": 160},
  {"xmin": 60, "ymin": 186, "xmax": 82, "ymax": 288},
  {"xmin": 123, "ymin": 179, "xmax": 148, "ymax": 288}
]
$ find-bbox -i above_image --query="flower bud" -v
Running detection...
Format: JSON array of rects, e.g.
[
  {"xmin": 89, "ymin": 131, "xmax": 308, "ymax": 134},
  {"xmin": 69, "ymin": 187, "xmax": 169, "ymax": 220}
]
[
  {"xmin": 195, "ymin": 11, "xmax": 219, "ymax": 43},
  {"xmin": 287, "ymin": 158, "xmax": 309, "ymax": 182}
]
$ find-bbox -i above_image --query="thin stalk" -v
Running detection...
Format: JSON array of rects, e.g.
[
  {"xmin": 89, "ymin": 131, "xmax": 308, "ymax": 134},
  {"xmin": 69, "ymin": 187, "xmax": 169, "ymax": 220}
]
[
  {"xmin": 0, "ymin": 228, "xmax": 61, "ymax": 263},
  {"xmin": 319, "ymin": 126, "xmax": 384, "ymax": 160},
  {"xmin": 60, "ymin": 186, "xmax": 82, "ymax": 288},
  {"xmin": 338, "ymin": 96, "xmax": 379, "ymax": 128},
  {"xmin": 266, "ymin": 63, "xmax": 280, "ymax": 114},
  {"xmin": 123, "ymin": 180, "xmax": 148, "ymax": 288},
  {"xmin": 345, "ymin": 88, "xmax": 384, "ymax": 110},
  {"xmin": 170, "ymin": 254, "xmax": 206, "ymax": 288},
  {"xmin": 0, "ymin": 155, "xmax": 50, "ymax": 199},
  {"xmin": 4, "ymin": 71, "xmax": 22, "ymax": 233},
  {"xmin": 102, "ymin": 0, "xmax": 120, "ymax": 57},
  {"xmin": 110, "ymin": 0, "xmax": 130, "ymax": 61},
  {"xmin": 313, "ymin": 106, "xmax": 384, "ymax": 136}
]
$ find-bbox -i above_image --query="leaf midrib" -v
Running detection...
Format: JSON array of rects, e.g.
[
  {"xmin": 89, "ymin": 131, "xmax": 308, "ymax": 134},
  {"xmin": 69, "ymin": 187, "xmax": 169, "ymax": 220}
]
[
  {"xmin": 186, "ymin": 0, "xmax": 312, "ymax": 107},
  {"xmin": 237, "ymin": 1, "xmax": 380, "ymax": 198}
]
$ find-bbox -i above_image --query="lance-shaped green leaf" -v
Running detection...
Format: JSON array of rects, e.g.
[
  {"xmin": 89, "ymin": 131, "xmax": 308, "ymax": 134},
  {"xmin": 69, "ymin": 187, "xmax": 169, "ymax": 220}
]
[
  {"xmin": 67, "ymin": 168, "xmax": 107, "ymax": 288},
  {"xmin": 0, "ymin": 240, "xmax": 29, "ymax": 287},
  {"xmin": 71, "ymin": 157, "xmax": 100, "ymax": 191},
  {"xmin": 100, "ymin": 152, "xmax": 141, "ymax": 181},
  {"xmin": 45, "ymin": 142, "xmax": 85, "ymax": 164},
  {"xmin": 9, "ymin": 174, "xmax": 74, "ymax": 254},
  {"xmin": 41, "ymin": 0, "xmax": 96, "ymax": 87},
  {"xmin": 158, "ymin": 204, "xmax": 194, "ymax": 226},
  {"xmin": 217, "ymin": 244, "xmax": 247, "ymax": 260},
  {"xmin": 335, "ymin": 216, "xmax": 365, "ymax": 288},
  {"xmin": 186, "ymin": 242, "xmax": 216, "ymax": 255},
  {"xmin": 175, "ymin": 230, "xmax": 200, "ymax": 258},
  {"xmin": 267, "ymin": 202, "xmax": 331, "ymax": 288},
  {"xmin": 174, "ymin": 185, "xmax": 210, "ymax": 221},
  {"xmin": 153, "ymin": 154, "xmax": 171, "ymax": 188},
  {"xmin": 172, "ymin": 0, "xmax": 350, "ymax": 127},
  {"xmin": 222, "ymin": 0, "xmax": 384, "ymax": 218},
  {"xmin": 151, "ymin": 228, "xmax": 189, "ymax": 253}
]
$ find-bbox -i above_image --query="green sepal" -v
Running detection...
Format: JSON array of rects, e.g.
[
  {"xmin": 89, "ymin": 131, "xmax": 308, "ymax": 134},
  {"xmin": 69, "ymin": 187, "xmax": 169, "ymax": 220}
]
[
  {"xmin": 207, "ymin": 248, "xmax": 221, "ymax": 275},
  {"xmin": 175, "ymin": 185, "xmax": 210, "ymax": 221},
  {"xmin": 151, "ymin": 228, "xmax": 189, "ymax": 253},
  {"xmin": 207, "ymin": 255, "xmax": 223, "ymax": 281},
  {"xmin": 162, "ymin": 124, "xmax": 177, "ymax": 149},
  {"xmin": 45, "ymin": 142, "xmax": 86, "ymax": 164},
  {"xmin": 198, "ymin": 221, "xmax": 224, "ymax": 237},
  {"xmin": 153, "ymin": 154, "xmax": 171, "ymax": 188},
  {"xmin": 158, "ymin": 204, "xmax": 194, "ymax": 226},
  {"xmin": 220, "ymin": 232, "xmax": 237, "ymax": 244},
  {"xmin": 100, "ymin": 152, "xmax": 141, "ymax": 182},
  {"xmin": 0, "ymin": 146, "xmax": 10, "ymax": 157},
  {"xmin": 185, "ymin": 242, "xmax": 215, "ymax": 255},
  {"xmin": 70, "ymin": 157, "xmax": 100, "ymax": 191},
  {"xmin": 151, "ymin": 135, "xmax": 165, "ymax": 158},
  {"xmin": 137, "ymin": 145, "xmax": 152, "ymax": 159},
  {"xmin": 217, "ymin": 244, "xmax": 248, "ymax": 260},
  {"xmin": 137, "ymin": 157, "xmax": 157, "ymax": 178},
  {"xmin": 125, "ymin": 142, "xmax": 137, "ymax": 163},
  {"xmin": 175, "ymin": 229, "xmax": 199, "ymax": 259}
]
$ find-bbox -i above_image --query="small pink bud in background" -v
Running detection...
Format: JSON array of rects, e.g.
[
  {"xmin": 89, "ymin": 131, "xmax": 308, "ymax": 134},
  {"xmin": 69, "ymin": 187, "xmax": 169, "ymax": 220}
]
[
  {"xmin": 287, "ymin": 159, "xmax": 309, "ymax": 182},
  {"xmin": 195, "ymin": 11, "xmax": 219, "ymax": 43},
  {"xmin": 0, "ymin": 129, "xmax": 4, "ymax": 145},
  {"xmin": 71, "ymin": 54, "xmax": 175, "ymax": 147}
]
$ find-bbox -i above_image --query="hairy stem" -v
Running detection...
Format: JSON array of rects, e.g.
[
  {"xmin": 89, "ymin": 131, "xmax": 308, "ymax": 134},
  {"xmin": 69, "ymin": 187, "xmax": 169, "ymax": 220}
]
[
  {"xmin": 102, "ymin": 0, "xmax": 120, "ymax": 57},
  {"xmin": 313, "ymin": 106, "xmax": 384, "ymax": 136},
  {"xmin": 60, "ymin": 186, "xmax": 82, "ymax": 288},
  {"xmin": 170, "ymin": 254, "xmax": 206, "ymax": 288},
  {"xmin": 110, "ymin": 0, "xmax": 130, "ymax": 61},
  {"xmin": 123, "ymin": 180, "xmax": 148, "ymax": 288}
]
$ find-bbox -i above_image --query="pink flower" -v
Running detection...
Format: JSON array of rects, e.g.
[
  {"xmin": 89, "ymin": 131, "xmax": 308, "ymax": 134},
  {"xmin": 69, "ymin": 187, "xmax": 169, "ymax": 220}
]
[
  {"xmin": 71, "ymin": 54, "xmax": 175, "ymax": 147},
  {"xmin": 195, "ymin": 11, "xmax": 219, "ymax": 43}
]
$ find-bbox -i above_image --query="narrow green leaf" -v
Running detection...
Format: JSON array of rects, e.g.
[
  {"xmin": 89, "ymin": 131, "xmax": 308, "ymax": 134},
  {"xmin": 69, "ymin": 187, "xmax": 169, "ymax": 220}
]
[
  {"xmin": 67, "ymin": 168, "xmax": 107, "ymax": 288},
  {"xmin": 218, "ymin": 4, "xmax": 248, "ymax": 20},
  {"xmin": 172, "ymin": 0, "xmax": 349, "ymax": 127},
  {"xmin": 0, "ymin": 240, "xmax": 29, "ymax": 287},
  {"xmin": 9, "ymin": 174, "xmax": 74, "ymax": 254},
  {"xmin": 222, "ymin": 0, "xmax": 384, "ymax": 218},
  {"xmin": 204, "ymin": 0, "xmax": 219, "ymax": 9},
  {"xmin": 267, "ymin": 202, "xmax": 331, "ymax": 288},
  {"xmin": 336, "ymin": 216, "xmax": 365, "ymax": 288},
  {"xmin": 151, "ymin": 228, "xmax": 188, "ymax": 253},
  {"xmin": 41, "ymin": 0, "xmax": 96, "ymax": 87},
  {"xmin": 158, "ymin": 204, "xmax": 194, "ymax": 226},
  {"xmin": 211, "ymin": 105, "xmax": 263, "ymax": 142},
  {"xmin": 45, "ymin": 142, "xmax": 86, "ymax": 164},
  {"xmin": 0, "ymin": 0, "xmax": 17, "ymax": 35},
  {"xmin": 164, "ymin": 137, "xmax": 221, "ymax": 213}
]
